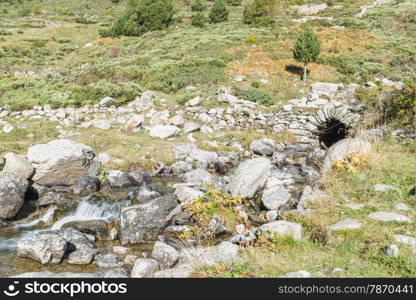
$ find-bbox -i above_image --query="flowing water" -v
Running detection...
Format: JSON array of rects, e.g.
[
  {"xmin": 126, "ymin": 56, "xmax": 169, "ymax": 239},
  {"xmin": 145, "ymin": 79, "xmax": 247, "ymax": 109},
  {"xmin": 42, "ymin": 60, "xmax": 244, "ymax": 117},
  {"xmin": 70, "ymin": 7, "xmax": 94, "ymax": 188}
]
[{"xmin": 0, "ymin": 177, "xmax": 179, "ymax": 277}]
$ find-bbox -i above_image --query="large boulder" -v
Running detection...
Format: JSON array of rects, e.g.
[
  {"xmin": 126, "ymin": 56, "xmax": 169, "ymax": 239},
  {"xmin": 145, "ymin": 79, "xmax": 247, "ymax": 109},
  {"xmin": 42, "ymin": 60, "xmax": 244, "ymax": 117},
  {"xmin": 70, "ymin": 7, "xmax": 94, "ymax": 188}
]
[
  {"xmin": 261, "ymin": 187, "xmax": 290, "ymax": 210},
  {"xmin": 120, "ymin": 195, "xmax": 178, "ymax": 245},
  {"xmin": 148, "ymin": 125, "xmax": 180, "ymax": 139},
  {"xmin": 17, "ymin": 230, "xmax": 68, "ymax": 264},
  {"xmin": 2, "ymin": 153, "xmax": 35, "ymax": 180},
  {"xmin": 322, "ymin": 138, "xmax": 372, "ymax": 173},
  {"xmin": 179, "ymin": 242, "xmax": 241, "ymax": 267},
  {"xmin": 258, "ymin": 221, "xmax": 302, "ymax": 241},
  {"xmin": 131, "ymin": 258, "xmax": 159, "ymax": 278},
  {"xmin": 151, "ymin": 241, "xmax": 179, "ymax": 269},
  {"xmin": 249, "ymin": 138, "xmax": 279, "ymax": 156},
  {"xmin": 0, "ymin": 172, "xmax": 29, "ymax": 219},
  {"xmin": 27, "ymin": 139, "xmax": 96, "ymax": 186},
  {"xmin": 226, "ymin": 158, "xmax": 271, "ymax": 199}
]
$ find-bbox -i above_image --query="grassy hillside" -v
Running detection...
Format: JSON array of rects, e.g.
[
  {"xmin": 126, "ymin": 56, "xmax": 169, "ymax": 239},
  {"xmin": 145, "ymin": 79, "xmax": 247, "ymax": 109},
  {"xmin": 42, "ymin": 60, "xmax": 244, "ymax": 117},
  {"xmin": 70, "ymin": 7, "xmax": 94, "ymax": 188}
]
[{"xmin": 0, "ymin": 0, "xmax": 414, "ymax": 110}]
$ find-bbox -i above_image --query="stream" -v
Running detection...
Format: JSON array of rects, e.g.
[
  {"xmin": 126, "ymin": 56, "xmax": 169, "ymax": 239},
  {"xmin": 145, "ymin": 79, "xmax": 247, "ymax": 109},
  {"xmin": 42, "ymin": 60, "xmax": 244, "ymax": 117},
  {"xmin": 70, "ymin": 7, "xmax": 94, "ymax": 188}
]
[{"xmin": 0, "ymin": 177, "xmax": 177, "ymax": 277}]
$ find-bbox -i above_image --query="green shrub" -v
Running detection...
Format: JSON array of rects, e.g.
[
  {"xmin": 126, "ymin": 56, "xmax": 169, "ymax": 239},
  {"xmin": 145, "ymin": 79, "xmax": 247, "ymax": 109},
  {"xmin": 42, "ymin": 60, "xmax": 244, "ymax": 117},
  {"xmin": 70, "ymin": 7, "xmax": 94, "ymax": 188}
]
[
  {"xmin": 100, "ymin": 0, "xmax": 174, "ymax": 37},
  {"xmin": 191, "ymin": 0, "xmax": 206, "ymax": 11},
  {"xmin": 17, "ymin": 7, "xmax": 31, "ymax": 17},
  {"xmin": 191, "ymin": 12, "xmax": 207, "ymax": 27},
  {"xmin": 227, "ymin": 0, "xmax": 242, "ymax": 6},
  {"xmin": 209, "ymin": 0, "xmax": 229, "ymax": 24},
  {"xmin": 147, "ymin": 56, "xmax": 227, "ymax": 93},
  {"xmin": 380, "ymin": 81, "xmax": 415, "ymax": 130},
  {"xmin": 237, "ymin": 88, "xmax": 273, "ymax": 106},
  {"xmin": 242, "ymin": 0, "xmax": 275, "ymax": 26}
]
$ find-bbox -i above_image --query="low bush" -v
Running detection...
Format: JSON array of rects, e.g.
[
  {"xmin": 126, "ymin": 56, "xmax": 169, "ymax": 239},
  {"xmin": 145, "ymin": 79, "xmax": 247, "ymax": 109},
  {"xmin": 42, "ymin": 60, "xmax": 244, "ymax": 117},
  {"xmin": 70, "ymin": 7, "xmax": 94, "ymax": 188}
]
[
  {"xmin": 237, "ymin": 88, "xmax": 273, "ymax": 106},
  {"xmin": 100, "ymin": 0, "xmax": 174, "ymax": 37},
  {"xmin": 191, "ymin": 12, "xmax": 207, "ymax": 27},
  {"xmin": 242, "ymin": 0, "xmax": 275, "ymax": 26}
]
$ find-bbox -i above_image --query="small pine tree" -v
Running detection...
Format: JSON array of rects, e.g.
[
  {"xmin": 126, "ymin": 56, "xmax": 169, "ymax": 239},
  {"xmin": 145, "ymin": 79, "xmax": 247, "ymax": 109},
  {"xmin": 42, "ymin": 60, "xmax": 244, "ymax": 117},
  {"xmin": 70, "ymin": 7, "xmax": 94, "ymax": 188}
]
[
  {"xmin": 191, "ymin": 12, "xmax": 206, "ymax": 27},
  {"xmin": 209, "ymin": 0, "xmax": 229, "ymax": 23},
  {"xmin": 293, "ymin": 25, "xmax": 321, "ymax": 83},
  {"xmin": 191, "ymin": 0, "xmax": 206, "ymax": 11}
]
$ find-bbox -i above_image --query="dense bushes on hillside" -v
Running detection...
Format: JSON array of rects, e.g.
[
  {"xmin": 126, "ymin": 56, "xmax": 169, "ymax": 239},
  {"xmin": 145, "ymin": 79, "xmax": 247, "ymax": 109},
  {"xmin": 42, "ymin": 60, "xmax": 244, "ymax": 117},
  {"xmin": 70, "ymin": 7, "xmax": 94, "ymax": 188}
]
[
  {"xmin": 209, "ymin": 0, "xmax": 229, "ymax": 23},
  {"xmin": 99, "ymin": 0, "xmax": 174, "ymax": 37},
  {"xmin": 242, "ymin": 0, "xmax": 275, "ymax": 26},
  {"xmin": 191, "ymin": 12, "xmax": 207, "ymax": 27}
]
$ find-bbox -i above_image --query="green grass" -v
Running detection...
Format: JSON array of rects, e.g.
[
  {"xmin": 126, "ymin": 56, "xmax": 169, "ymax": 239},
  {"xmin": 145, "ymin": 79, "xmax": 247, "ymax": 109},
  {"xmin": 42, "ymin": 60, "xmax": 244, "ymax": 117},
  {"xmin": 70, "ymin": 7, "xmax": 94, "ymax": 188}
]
[{"xmin": 0, "ymin": 0, "xmax": 414, "ymax": 110}]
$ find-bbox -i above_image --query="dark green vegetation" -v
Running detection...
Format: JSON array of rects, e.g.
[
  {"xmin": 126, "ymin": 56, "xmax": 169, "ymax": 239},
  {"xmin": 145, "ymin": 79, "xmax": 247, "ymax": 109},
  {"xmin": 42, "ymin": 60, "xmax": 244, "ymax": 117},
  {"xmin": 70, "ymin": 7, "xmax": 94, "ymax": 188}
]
[
  {"xmin": 293, "ymin": 25, "xmax": 321, "ymax": 82},
  {"xmin": 99, "ymin": 0, "xmax": 174, "ymax": 37}
]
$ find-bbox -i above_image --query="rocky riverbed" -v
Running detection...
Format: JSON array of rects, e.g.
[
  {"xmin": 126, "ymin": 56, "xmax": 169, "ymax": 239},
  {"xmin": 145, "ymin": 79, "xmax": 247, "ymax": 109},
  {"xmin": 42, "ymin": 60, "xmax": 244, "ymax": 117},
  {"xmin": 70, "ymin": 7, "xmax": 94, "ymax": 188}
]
[{"xmin": 0, "ymin": 81, "xmax": 414, "ymax": 278}]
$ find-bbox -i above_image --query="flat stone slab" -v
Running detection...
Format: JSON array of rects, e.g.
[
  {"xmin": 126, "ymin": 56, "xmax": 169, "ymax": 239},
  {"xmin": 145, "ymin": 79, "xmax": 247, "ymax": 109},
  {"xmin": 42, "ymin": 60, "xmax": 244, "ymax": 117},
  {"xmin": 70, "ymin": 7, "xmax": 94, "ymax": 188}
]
[
  {"xmin": 368, "ymin": 211, "xmax": 410, "ymax": 223},
  {"xmin": 394, "ymin": 235, "xmax": 416, "ymax": 248},
  {"xmin": 328, "ymin": 219, "xmax": 362, "ymax": 232},
  {"xmin": 373, "ymin": 184, "xmax": 399, "ymax": 192}
]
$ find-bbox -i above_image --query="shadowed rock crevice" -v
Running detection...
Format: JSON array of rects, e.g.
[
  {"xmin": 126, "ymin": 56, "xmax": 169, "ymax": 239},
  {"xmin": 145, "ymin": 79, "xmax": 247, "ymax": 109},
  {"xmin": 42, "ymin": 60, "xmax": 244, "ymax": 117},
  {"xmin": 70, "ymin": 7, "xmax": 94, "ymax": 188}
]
[{"xmin": 318, "ymin": 119, "xmax": 349, "ymax": 148}]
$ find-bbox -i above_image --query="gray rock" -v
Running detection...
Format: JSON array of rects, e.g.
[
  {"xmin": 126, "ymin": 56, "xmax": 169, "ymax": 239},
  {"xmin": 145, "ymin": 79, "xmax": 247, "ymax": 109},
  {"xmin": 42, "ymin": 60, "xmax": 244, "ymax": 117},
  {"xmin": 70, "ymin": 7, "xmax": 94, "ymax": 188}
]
[
  {"xmin": 250, "ymin": 138, "xmax": 278, "ymax": 156},
  {"xmin": 261, "ymin": 187, "xmax": 290, "ymax": 210},
  {"xmin": 227, "ymin": 158, "xmax": 271, "ymax": 199},
  {"xmin": 394, "ymin": 235, "xmax": 416, "ymax": 248},
  {"xmin": 381, "ymin": 245, "xmax": 399, "ymax": 257},
  {"xmin": 373, "ymin": 184, "xmax": 399, "ymax": 192},
  {"xmin": 27, "ymin": 139, "xmax": 96, "ymax": 186},
  {"xmin": 170, "ymin": 161, "xmax": 193, "ymax": 176},
  {"xmin": 148, "ymin": 125, "xmax": 180, "ymax": 139},
  {"xmin": 0, "ymin": 172, "xmax": 29, "ymax": 219},
  {"xmin": 172, "ymin": 143, "xmax": 197, "ymax": 160},
  {"xmin": 183, "ymin": 122, "xmax": 200, "ymax": 134},
  {"xmin": 182, "ymin": 169, "xmax": 213, "ymax": 186},
  {"xmin": 310, "ymin": 82, "xmax": 342, "ymax": 98},
  {"xmin": 186, "ymin": 96, "xmax": 201, "ymax": 107},
  {"xmin": 98, "ymin": 96, "xmax": 117, "ymax": 107},
  {"xmin": 266, "ymin": 210, "xmax": 278, "ymax": 221},
  {"xmin": 123, "ymin": 114, "xmax": 144, "ymax": 133},
  {"xmin": 107, "ymin": 170, "xmax": 135, "ymax": 188},
  {"xmin": 95, "ymin": 253, "xmax": 122, "ymax": 268},
  {"xmin": 2, "ymin": 123, "xmax": 14, "ymax": 133},
  {"xmin": 151, "ymin": 241, "xmax": 179, "ymax": 269},
  {"xmin": 328, "ymin": 219, "xmax": 362, "ymax": 232},
  {"xmin": 153, "ymin": 266, "xmax": 192, "ymax": 278},
  {"xmin": 129, "ymin": 91, "xmax": 154, "ymax": 110},
  {"xmin": 322, "ymin": 138, "xmax": 372, "ymax": 173},
  {"xmin": 393, "ymin": 203, "xmax": 409, "ymax": 211},
  {"xmin": 281, "ymin": 270, "xmax": 311, "ymax": 278},
  {"xmin": 169, "ymin": 115, "xmax": 184, "ymax": 127},
  {"xmin": 368, "ymin": 211, "xmax": 410, "ymax": 223},
  {"xmin": 102, "ymin": 267, "xmax": 129, "ymax": 278},
  {"xmin": 174, "ymin": 186, "xmax": 203, "ymax": 205},
  {"xmin": 17, "ymin": 230, "xmax": 67, "ymax": 264},
  {"xmin": 120, "ymin": 195, "xmax": 178, "ymax": 245},
  {"xmin": 131, "ymin": 258, "xmax": 159, "ymax": 278},
  {"xmin": 188, "ymin": 149, "xmax": 218, "ymax": 169},
  {"xmin": 2, "ymin": 153, "xmax": 35, "ymax": 180},
  {"xmin": 68, "ymin": 247, "xmax": 97, "ymax": 265},
  {"xmin": 179, "ymin": 242, "xmax": 241, "ymax": 267},
  {"xmin": 258, "ymin": 221, "xmax": 302, "ymax": 241},
  {"xmin": 149, "ymin": 110, "xmax": 170, "ymax": 127},
  {"xmin": 72, "ymin": 176, "xmax": 100, "ymax": 196}
]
